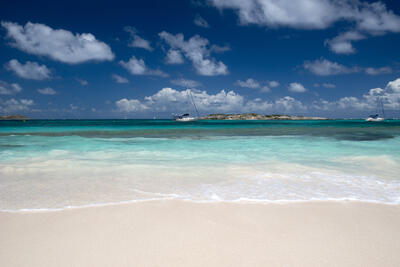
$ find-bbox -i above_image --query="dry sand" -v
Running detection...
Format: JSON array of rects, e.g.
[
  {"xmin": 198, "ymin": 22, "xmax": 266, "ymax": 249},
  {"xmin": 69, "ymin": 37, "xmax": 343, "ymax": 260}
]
[{"xmin": 1, "ymin": 201, "xmax": 399, "ymax": 267}]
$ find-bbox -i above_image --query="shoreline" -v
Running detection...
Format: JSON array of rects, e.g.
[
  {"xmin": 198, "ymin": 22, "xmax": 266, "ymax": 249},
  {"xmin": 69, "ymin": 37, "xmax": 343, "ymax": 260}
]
[
  {"xmin": 1, "ymin": 200, "xmax": 399, "ymax": 266},
  {"xmin": 1, "ymin": 198, "xmax": 400, "ymax": 214}
]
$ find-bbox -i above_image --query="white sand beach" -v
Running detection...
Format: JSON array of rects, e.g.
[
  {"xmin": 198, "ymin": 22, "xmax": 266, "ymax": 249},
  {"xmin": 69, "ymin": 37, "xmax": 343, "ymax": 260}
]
[{"xmin": 1, "ymin": 201, "xmax": 399, "ymax": 267}]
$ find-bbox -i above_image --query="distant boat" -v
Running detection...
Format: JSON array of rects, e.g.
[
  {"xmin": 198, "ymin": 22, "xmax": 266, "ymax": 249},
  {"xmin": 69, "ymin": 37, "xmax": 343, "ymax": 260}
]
[
  {"xmin": 365, "ymin": 114, "xmax": 384, "ymax": 122},
  {"xmin": 366, "ymin": 98, "xmax": 385, "ymax": 122},
  {"xmin": 173, "ymin": 89, "xmax": 199, "ymax": 122},
  {"xmin": 173, "ymin": 113, "xmax": 197, "ymax": 122}
]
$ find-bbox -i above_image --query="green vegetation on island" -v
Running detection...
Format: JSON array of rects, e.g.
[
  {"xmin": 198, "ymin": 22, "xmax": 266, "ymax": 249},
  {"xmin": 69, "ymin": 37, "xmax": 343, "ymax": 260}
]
[
  {"xmin": 199, "ymin": 113, "xmax": 327, "ymax": 120},
  {"xmin": 0, "ymin": 115, "xmax": 29, "ymax": 120}
]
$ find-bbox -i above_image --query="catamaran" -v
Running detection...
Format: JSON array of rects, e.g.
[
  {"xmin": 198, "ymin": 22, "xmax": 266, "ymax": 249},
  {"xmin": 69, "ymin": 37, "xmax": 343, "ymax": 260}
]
[
  {"xmin": 173, "ymin": 89, "xmax": 199, "ymax": 122},
  {"xmin": 366, "ymin": 98, "xmax": 385, "ymax": 122}
]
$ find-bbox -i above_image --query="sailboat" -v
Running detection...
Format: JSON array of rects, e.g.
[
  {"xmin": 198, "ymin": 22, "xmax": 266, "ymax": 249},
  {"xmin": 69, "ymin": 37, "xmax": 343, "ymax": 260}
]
[
  {"xmin": 366, "ymin": 97, "xmax": 384, "ymax": 122},
  {"xmin": 173, "ymin": 89, "xmax": 200, "ymax": 122}
]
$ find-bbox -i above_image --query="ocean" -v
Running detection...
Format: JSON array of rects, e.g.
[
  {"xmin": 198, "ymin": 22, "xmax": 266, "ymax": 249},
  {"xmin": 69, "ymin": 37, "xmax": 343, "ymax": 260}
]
[{"xmin": 1, "ymin": 119, "xmax": 399, "ymax": 211}]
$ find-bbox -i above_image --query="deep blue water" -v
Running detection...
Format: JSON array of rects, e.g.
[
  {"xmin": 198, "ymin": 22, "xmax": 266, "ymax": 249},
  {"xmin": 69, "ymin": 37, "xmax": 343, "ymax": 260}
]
[{"xmin": 1, "ymin": 119, "xmax": 400, "ymax": 141}]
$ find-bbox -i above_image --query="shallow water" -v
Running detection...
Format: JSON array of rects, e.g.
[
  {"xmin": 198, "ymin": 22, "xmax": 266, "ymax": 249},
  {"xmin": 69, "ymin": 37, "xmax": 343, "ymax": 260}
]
[{"xmin": 1, "ymin": 119, "xmax": 399, "ymax": 210}]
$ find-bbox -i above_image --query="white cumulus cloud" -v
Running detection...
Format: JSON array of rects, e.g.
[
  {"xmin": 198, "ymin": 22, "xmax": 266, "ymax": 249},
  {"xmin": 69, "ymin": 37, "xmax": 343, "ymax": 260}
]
[
  {"xmin": 275, "ymin": 96, "xmax": 306, "ymax": 111},
  {"xmin": 115, "ymin": 87, "xmax": 309, "ymax": 114},
  {"xmin": 288, "ymin": 82, "xmax": 307, "ymax": 93},
  {"xmin": 209, "ymin": 0, "xmax": 400, "ymax": 54},
  {"xmin": 0, "ymin": 81, "xmax": 22, "ymax": 95},
  {"xmin": 365, "ymin": 66, "xmax": 392, "ymax": 75},
  {"xmin": 304, "ymin": 58, "xmax": 393, "ymax": 76},
  {"xmin": 209, "ymin": 0, "xmax": 400, "ymax": 31},
  {"xmin": 0, "ymin": 98, "xmax": 33, "ymax": 113},
  {"xmin": 312, "ymin": 78, "xmax": 400, "ymax": 112},
  {"xmin": 236, "ymin": 78, "xmax": 278, "ymax": 93},
  {"xmin": 170, "ymin": 78, "xmax": 201, "ymax": 88},
  {"xmin": 194, "ymin": 14, "xmax": 210, "ymax": 28},
  {"xmin": 37, "ymin": 87, "xmax": 56, "ymax": 95},
  {"xmin": 111, "ymin": 74, "xmax": 129, "ymax": 83},
  {"xmin": 325, "ymin": 31, "xmax": 366, "ymax": 54},
  {"xmin": 314, "ymin": 83, "xmax": 336, "ymax": 88},
  {"xmin": 165, "ymin": 49, "xmax": 184, "ymax": 64},
  {"xmin": 5, "ymin": 59, "xmax": 51, "ymax": 80},
  {"xmin": 1, "ymin": 21, "xmax": 114, "ymax": 64},
  {"xmin": 209, "ymin": 0, "xmax": 340, "ymax": 29},
  {"xmin": 120, "ymin": 56, "xmax": 168, "ymax": 77},
  {"xmin": 236, "ymin": 78, "xmax": 260, "ymax": 88},
  {"xmin": 159, "ymin": 31, "xmax": 228, "ymax": 76},
  {"xmin": 115, "ymin": 99, "xmax": 149, "ymax": 112},
  {"xmin": 124, "ymin": 26, "xmax": 153, "ymax": 51},
  {"xmin": 303, "ymin": 59, "xmax": 357, "ymax": 76},
  {"xmin": 268, "ymin": 81, "xmax": 280, "ymax": 88},
  {"xmin": 259, "ymin": 86, "xmax": 271, "ymax": 93}
]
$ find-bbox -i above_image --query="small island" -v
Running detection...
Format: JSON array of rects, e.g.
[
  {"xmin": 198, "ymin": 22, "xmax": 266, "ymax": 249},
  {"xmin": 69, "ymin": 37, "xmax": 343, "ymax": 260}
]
[
  {"xmin": 0, "ymin": 115, "xmax": 29, "ymax": 120},
  {"xmin": 199, "ymin": 113, "xmax": 327, "ymax": 120}
]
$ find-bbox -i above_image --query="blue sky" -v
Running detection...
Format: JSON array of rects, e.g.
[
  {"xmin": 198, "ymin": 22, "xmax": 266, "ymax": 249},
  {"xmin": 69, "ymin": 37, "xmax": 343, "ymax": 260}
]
[{"xmin": 1, "ymin": 0, "xmax": 400, "ymax": 118}]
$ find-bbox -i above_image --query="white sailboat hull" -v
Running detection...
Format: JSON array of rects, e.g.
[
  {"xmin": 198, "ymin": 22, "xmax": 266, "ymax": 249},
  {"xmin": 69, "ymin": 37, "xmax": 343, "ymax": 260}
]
[
  {"xmin": 174, "ymin": 117, "xmax": 197, "ymax": 122},
  {"xmin": 365, "ymin": 117, "xmax": 384, "ymax": 122}
]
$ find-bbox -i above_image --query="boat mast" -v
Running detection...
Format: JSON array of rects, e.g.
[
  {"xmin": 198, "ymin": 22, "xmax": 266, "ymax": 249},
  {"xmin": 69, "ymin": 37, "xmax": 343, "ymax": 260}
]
[
  {"xmin": 377, "ymin": 97, "xmax": 385, "ymax": 118},
  {"xmin": 188, "ymin": 89, "xmax": 200, "ymax": 118}
]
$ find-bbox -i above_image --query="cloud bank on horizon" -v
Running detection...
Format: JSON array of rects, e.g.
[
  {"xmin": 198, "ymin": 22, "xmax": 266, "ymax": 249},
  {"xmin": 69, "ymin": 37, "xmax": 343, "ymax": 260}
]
[
  {"xmin": 0, "ymin": 0, "xmax": 400, "ymax": 118},
  {"xmin": 112, "ymin": 77, "xmax": 400, "ymax": 115}
]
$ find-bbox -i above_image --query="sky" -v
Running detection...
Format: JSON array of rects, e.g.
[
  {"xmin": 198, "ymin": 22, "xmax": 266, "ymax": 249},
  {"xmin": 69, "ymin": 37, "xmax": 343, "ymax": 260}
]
[{"xmin": 1, "ymin": 0, "xmax": 400, "ymax": 119}]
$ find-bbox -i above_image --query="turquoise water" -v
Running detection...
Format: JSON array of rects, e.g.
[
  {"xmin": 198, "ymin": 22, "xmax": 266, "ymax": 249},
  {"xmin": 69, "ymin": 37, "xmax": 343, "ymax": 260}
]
[{"xmin": 1, "ymin": 119, "xmax": 400, "ymax": 210}]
